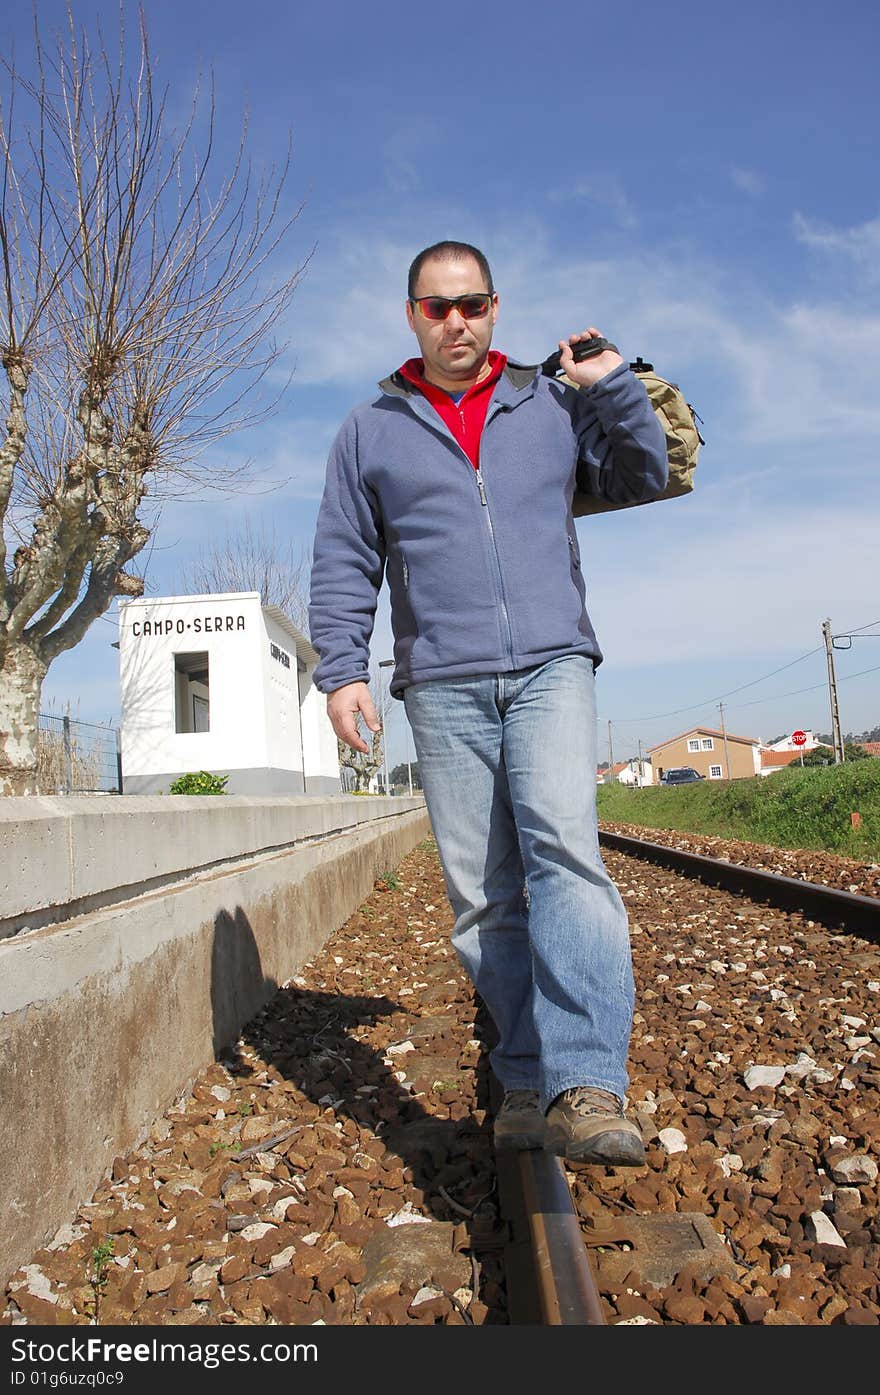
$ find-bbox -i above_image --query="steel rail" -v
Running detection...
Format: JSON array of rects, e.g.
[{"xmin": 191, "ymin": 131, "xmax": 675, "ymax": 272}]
[
  {"xmin": 495, "ymin": 1147, "xmax": 605, "ymax": 1324},
  {"xmin": 598, "ymin": 828, "xmax": 880, "ymax": 943},
  {"xmin": 490, "ymin": 1071, "xmax": 605, "ymax": 1324}
]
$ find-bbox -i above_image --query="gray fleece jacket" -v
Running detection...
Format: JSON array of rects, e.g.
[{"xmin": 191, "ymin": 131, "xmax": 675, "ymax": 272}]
[{"xmin": 308, "ymin": 358, "xmax": 667, "ymax": 698}]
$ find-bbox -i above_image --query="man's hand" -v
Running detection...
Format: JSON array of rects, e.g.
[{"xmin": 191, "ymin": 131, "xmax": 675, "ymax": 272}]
[
  {"xmin": 558, "ymin": 328, "xmax": 624, "ymax": 388},
  {"xmin": 326, "ymin": 680, "xmax": 381, "ymax": 753}
]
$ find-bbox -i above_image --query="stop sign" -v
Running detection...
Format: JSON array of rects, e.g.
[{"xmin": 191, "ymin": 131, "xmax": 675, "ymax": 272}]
[{"xmin": 792, "ymin": 730, "xmax": 807, "ymax": 746}]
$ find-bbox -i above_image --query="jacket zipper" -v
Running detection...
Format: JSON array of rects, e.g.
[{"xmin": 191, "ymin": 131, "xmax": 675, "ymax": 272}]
[
  {"xmin": 402, "ymin": 393, "xmax": 516, "ymax": 666},
  {"xmin": 475, "ymin": 460, "xmax": 515, "ymax": 664}
]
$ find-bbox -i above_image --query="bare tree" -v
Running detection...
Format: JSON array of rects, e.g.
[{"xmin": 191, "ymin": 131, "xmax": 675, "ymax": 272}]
[
  {"xmin": 337, "ymin": 728, "xmax": 382, "ymax": 794},
  {"xmin": 0, "ymin": 7, "xmax": 307, "ymax": 793},
  {"xmin": 181, "ymin": 517, "xmax": 310, "ymax": 634}
]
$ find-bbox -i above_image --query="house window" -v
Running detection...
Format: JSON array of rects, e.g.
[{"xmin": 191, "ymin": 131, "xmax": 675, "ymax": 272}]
[
  {"xmin": 701, "ymin": 738, "xmax": 714, "ymax": 750},
  {"xmin": 709, "ymin": 764, "xmax": 722, "ymax": 779},
  {"xmin": 174, "ymin": 652, "xmax": 210, "ymax": 733},
  {"xmin": 687, "ymin": 739, "xmax": 700, "ymax": 752}
]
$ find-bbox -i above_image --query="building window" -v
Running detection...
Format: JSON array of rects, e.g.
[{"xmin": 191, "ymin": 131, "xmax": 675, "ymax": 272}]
[
  {"xmin": 688, "ymin": 738, "xmax": 700, "ymax": 752},
  {"xmin": 701, "ymin": 738, "xmax": 714, "ymax": 750},
  {"xmin": 174, "ymin": 652, "xmax": 210, "ymax": 733},
  {"xmin": 709, "ymin": 764, "xmax": 722, "ymax": 779}
]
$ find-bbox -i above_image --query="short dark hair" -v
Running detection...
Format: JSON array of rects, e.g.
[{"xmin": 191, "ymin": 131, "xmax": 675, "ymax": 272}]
[{"xmin": 407, "ymin": 241, "xmax": 494, "ymax": 299}]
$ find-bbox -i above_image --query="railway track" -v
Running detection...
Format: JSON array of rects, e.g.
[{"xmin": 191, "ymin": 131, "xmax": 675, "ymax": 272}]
[
  {"xmin": 598, "ymin": 828, "xmax": 880, "ymax": 942},
  {"xmin": 495, "ymin": 827, "xmax": 880, "ymax": 1325},
  {"xmin": 4, "ymin": 831, "xmax": 878, "ymax": 1326}
]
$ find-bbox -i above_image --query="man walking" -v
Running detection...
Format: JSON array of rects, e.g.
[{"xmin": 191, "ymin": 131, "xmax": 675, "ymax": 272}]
[{"xmin": 309, "ymin": 241, "xmax": 667, "ymax": 1164}]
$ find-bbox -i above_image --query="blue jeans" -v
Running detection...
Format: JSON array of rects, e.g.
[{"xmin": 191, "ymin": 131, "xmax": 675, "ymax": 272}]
[{"xmin": 403, "ymin": 655, "xmax": 634, "ymax": 1110}]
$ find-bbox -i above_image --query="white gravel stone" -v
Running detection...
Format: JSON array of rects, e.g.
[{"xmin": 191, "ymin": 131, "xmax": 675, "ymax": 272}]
[
  {"xmin": 46, "ymin": 1224, "xmax": 86, "ymax": 1251},
  {"xmin": 805, "ymin": 1212, "xmax": 846, "ymax": 1247},
  {"xmin": 386, "ymin": 1041, "xmax": 416, "ymax": 1055},
  {"xmin": 616, "ymin": 1315, "xmax": 660, "ymax": 1325},
  {"xmin": 410, "ymin": 1285, "xmax": 444, "ymax": 1306},
  {"xmin": 744, "ymin": 1065, "xmax": 786, "ymax": 1089},
  {"xmin": 805, "ymin": 1065, "xmax": 838, "ymax": 1084},
  {"xmin": 387, "ymin": 1202, "xmax": 432, "ymax": 1227},
  {"xmin": 239, "ymin": 1222, "xmax": 276, "ymax": 1242},
  {"xmin": 210, "ymin": 1086, "xmax": 231, "ymax": 1101},
  {"xmin": 658, "ymin": 1128, "xmax": 688, "ymax": 1155},
  {"xmin": 269, "ymin": 1246, "xmax": 298, "ymax": 1272},
  {"xmin": 834, "ymin": 1188, "xmax": 863, "ymax": 1213},
  {"xmin": 785, "ymin": 1054, "xmax": 818, "ymax": 1080},
  {"xmin": 830, "ymin": 1155, "xmax": 879, "ymax": 1186},
  {"xmin": 10, "ymin": 1267, "xmax": 56, "ymax": 1302},
  {"xmin": 718, "ymin": 1153, "xmax": 744, "ymax": 1177}
]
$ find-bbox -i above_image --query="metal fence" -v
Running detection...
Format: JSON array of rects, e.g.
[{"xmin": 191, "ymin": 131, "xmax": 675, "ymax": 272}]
[{"xmin": 37, "ymin": 713, "xmax": 121, "ymax": 794}]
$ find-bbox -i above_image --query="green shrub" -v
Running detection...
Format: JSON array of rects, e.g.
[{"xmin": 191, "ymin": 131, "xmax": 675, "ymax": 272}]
[
  {"xmin": 596, "ymin": 761, "xmax": 880, "ymax": 858},
  {"xmin": 168, "ymin": 770, "xmax": 229, "ymax": 795}
]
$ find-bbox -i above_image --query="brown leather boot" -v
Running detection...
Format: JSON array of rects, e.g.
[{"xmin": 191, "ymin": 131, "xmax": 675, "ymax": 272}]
[
  {"xmin": 545, "ymin": 1087, "xmax": 645, "ymax": 1165},
  {"xmin": 493, "ymin": 1089, "xmax": 547, "ymax": 1150}
]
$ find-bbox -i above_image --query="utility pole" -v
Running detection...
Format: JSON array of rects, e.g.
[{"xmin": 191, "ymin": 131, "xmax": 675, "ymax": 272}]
[
  {"xmin": 608, "ymin": 720, "xmax": 615, "ymax": 783},
  {"xmin": 718, "ymin": 702, "xmax": 732, "ymax": 780},
  {"xmin": 822, "ymin": 618, "xmax": 845, "ymax": 764},
  {"xmin": 638, "ymin": 738, "xmax": 644, "ymax": 787},
  {"xmin": 378, "ymin": 659, "xmax": 394, "ymax": 792}
]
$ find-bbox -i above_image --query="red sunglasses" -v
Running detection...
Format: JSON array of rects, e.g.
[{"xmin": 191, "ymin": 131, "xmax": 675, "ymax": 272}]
[{"xmin": 410, "ymin": 294, "xmax": 494, "ymax": 321}]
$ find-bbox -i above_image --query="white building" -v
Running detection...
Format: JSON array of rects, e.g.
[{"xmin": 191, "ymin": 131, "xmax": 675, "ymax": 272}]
[
  {"xmin": 617, "ymin": 758, "xmax": 652, "ymax": 788},
  {"xmin": 765, "ymin": 731, "xmax": 822, "ymax": 752},
  {"xmin": 119, "ymin": 592, "xmax": 340, "ymax": 795}
]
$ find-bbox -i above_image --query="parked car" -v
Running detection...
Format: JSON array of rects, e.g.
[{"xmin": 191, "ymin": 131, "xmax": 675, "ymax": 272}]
[{"xmin": 660, "ymin": 767, "xmax": 705, "ymax": 785}]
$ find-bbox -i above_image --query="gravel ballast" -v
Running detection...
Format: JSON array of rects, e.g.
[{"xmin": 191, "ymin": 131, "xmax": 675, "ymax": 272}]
[{"xmin": 3, "ymin": 828, "xmax": 878, "ymax": 1326}]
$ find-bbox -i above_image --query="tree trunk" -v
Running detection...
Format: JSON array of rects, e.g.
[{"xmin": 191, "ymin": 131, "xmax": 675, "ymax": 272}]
[{"xmin": 0, "ymin": 643, "xmax": 47, "ymax": 795}]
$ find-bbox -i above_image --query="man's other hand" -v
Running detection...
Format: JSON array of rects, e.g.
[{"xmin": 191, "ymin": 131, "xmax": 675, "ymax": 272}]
[
  {"xmin": 558, "ymin": 328, "xmax": 624, "ymax": 388},
  {"xmin": 327, "ymin": 681, "xmax": 381, "ymax": 753}
]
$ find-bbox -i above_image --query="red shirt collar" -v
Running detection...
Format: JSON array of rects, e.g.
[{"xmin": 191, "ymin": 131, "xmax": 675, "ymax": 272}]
[{"xmin": 397, "ymin": 349, "xmax": 507, "ymax": 399}]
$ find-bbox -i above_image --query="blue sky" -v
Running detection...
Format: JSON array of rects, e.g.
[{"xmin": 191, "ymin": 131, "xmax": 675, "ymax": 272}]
[{"xmin": 10, "ymin": 0, "xmax": 880, "ymax": 772}]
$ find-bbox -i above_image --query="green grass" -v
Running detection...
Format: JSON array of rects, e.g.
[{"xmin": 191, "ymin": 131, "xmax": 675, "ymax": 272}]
[{"xmin": 596, "ymin": 761, "xmax": 880, "ymax": 860}]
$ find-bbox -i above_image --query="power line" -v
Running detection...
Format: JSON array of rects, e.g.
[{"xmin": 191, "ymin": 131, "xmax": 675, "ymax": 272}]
[
  {"xmin": 726, "ymin": 661, "xmax": 880, "ymax": 713},
  {"xmin": 601, "ymin": 644, "xmax": 823, "ymax": 725},
  {"xmin": 844, "ymin": 616, "xmax": 880, "ymax": 636},
  {"xmin": 601, "ymin": 610, "xmax": 880, "ymax": 726}
]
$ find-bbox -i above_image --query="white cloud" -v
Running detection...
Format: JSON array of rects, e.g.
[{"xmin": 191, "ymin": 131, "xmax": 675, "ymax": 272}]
[
  {"xmin": 731, "ymin": 167, "xmax": 765, "ymax": 196},
  {"xmin": 794, "ymin": 211, "xmax": 880, "ymax": 281},
  {"xmin": 277, "ymin": 223, "xmax": 880, "ymax": 451},
  {"xmin": 583, "ymin": 499, "xmax": 880, "ymax": 672},
  {"xmin": 548, "ymin": 176, "xmax": 637, "ymax": 228}
]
